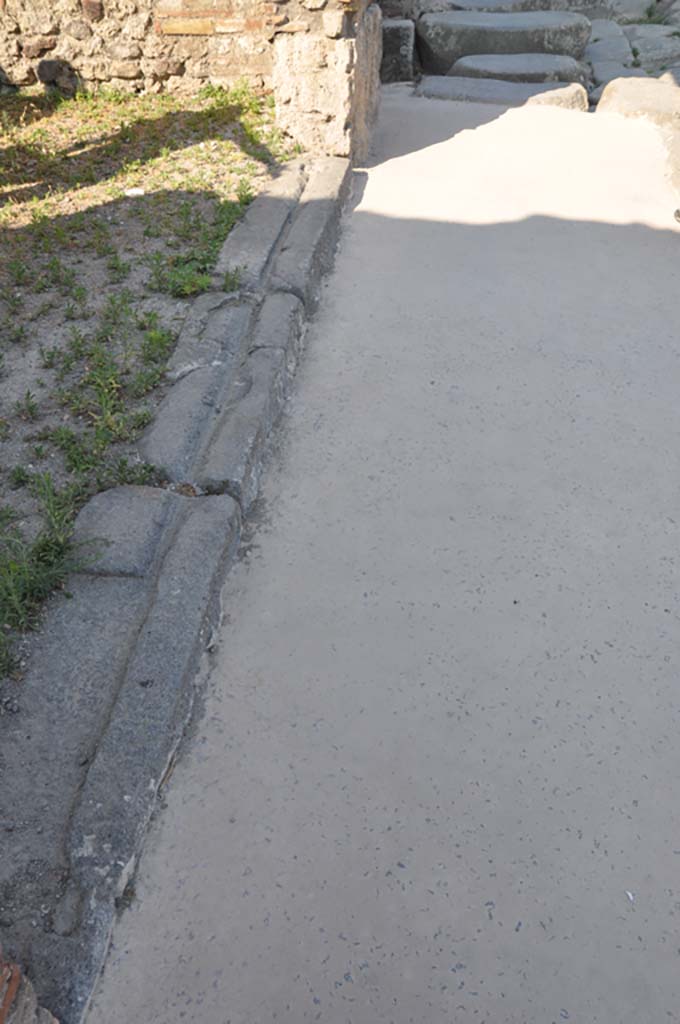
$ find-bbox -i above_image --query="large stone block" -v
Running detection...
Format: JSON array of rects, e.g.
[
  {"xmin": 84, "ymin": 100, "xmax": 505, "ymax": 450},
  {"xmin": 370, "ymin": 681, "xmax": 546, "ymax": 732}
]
[
  {"xmin": 381, "ymin": 18, "xmax": 415, "ymax": 82},
  {"xmin": 417, "ymin": 10, "xmax": 592, "ymax": 74}
]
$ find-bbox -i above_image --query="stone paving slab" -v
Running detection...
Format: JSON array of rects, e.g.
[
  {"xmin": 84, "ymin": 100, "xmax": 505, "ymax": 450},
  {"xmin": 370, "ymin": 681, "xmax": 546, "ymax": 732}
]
[
  {"xmin": 211, "ymin": 160, "xmax": 307, "ymax": 294},
  {"xmin": 417, "ymin": 74, "xmax": 589, "ymax": 106},
  {"xmin": 623, "ymin": 22, "xmax": 680, "ymax": 70}
]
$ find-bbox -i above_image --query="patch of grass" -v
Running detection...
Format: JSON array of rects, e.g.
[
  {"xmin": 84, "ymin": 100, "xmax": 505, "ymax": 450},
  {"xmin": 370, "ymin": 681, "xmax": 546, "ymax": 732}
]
[
  {"xmin": 223, "ymin": 267, "xmax": 243, "ymax": 292},
  {"xmin": 8, "ymin": 466, "xmax": 31, "ymax": 489},
  {"xmin": 140, "ymin": 324, "xmax": 175, "ymax": 365},
  {"xmin": 0, "ymin": 473, "xmax": 80, "ymax": 676}
]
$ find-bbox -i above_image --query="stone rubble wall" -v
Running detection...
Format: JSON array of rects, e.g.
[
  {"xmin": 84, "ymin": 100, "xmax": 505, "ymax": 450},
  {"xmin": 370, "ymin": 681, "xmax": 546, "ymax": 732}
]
[{"xmin": 0, "ymin": 0, "xmax": 381, "ymax": 158}]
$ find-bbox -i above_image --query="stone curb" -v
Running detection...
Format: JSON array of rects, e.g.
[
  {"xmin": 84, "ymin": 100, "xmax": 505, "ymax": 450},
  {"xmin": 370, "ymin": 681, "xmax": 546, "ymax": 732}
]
[{"xmin": 0, "ymin": 156, "xmax": 353, "ymax": 1024}]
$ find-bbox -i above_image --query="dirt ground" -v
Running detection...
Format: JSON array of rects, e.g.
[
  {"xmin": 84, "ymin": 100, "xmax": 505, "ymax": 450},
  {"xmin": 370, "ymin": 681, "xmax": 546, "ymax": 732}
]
[{"xmin": 0, "ymin": 82, "xmax": 294, "ymax": 674}]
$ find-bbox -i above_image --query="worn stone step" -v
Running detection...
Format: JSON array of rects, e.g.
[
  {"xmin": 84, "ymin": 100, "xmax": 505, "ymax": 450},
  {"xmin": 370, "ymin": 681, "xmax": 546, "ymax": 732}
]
[
  {"xmin": 450, "ymin": 52, "xmax": 588, "ymax": 82},
  {"xmin": 445, "ymin": 0, "xmax": 581, "ymax": 11},
  {"xmin": 417, "ymin": 11, "xmax": 592, "ymax": 74},
  {"xmin": 416, "ymin": 74, "xmax": 589, "ymax": 107}
]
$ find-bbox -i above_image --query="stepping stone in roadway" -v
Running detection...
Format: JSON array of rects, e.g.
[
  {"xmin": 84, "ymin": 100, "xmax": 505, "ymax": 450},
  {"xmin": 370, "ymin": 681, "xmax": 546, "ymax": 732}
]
[
  {"xmin": 446, "ymin": 0, "xmax": 582, "ymax": 11},
  {"xmin": 416, "ymin": 74, "xmax": 589, "ymax": 107},
  {"xmin": 416, "ymin": 10, "xmax": 592, "ymax": 74},
  {"xmin": 449, "ymin": 52, "xmax": 588, "ymax": 82}
]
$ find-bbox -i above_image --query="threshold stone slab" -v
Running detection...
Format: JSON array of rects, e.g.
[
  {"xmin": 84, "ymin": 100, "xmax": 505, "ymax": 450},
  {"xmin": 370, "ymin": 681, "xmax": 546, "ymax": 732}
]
[{"xmin": 416, "ymin": 75, "xmax": 588, "ymax": 107}]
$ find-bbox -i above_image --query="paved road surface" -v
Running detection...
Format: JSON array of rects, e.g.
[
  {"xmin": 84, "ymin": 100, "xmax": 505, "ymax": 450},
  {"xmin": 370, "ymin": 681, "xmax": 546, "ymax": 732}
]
[{"xmin": 87, "ymin": 88, "xmax": 680, "ymax": 1024}]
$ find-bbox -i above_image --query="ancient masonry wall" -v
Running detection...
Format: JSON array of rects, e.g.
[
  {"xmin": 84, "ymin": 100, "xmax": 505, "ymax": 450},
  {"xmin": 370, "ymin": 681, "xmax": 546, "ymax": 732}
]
[{"xmin": 0, "ymin": 0, "xmax": 382, "ymax": 158}]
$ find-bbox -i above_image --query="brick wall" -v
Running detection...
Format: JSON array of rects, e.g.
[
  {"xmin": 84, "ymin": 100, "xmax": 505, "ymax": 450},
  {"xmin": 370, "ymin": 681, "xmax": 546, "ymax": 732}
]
[{"xmin": 0, "ymin": 0, "xmax": 381, "ymax": 158}]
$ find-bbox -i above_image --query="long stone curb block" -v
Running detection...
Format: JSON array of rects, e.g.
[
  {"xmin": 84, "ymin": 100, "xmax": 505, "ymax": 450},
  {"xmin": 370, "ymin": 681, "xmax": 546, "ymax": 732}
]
[
  {"xmin": 139, "ymin": 365, "xmax": 228, "ymax": 482},
  {"xmin": 73, "ymin": 487, "xmax": 178, "ymax": 578},
  {"xmin": 166, "ymin": 295, "xmax": 255, "ymax": 380},
  {"xmin": 248, "ymin": 291, "xmax": 306, "ymax": 365},
  {"xmin": 197, "ymin": 348, "xmax": 289, "ymax": 510},
  {"xmin": 212, "ymin": 160, "xmax": 308, "ymax": 293},
  {"xmin": 66, "ymin": 494, "xmax": 241, "ymax": 1014},
  {"xmin": 0, "ymin": 576, "xmax": 148, "ymax": 950},
  {"xmin": 70, "ymin": 494, "xmax": 241, "ymax": 875},
  {"xmin": 270, "ymin": 157, "xmax": 353, "ymax": 311},
  {"xmin": 140, "ymin": 300, "xmax": 256, "ymax": 481},
  {"xmin": 196, "ymin": 293, "xmax": 305, "ymax": 508}
]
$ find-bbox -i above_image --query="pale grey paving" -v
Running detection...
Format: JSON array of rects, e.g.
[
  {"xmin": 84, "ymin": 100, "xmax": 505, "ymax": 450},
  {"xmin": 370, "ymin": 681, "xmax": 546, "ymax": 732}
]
[{"xmin": 88, "ymin": 89, "xmax": 680, "ymax": 1024}]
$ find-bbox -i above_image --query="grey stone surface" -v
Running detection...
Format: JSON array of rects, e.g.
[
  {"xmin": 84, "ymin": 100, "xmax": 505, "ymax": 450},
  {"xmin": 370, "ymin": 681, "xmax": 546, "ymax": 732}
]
[
  {"xmin": 73, "ymin": 486, "xmax": 179, "ymax": 577},
  {"xmin": 381, "ymin": 18, "xmax": 416, "ymax": 81},
  {"xmin": 585, "ymin": 18, "xmax": 633, "ymax": 63},
  {"xmin": 589, "ymin": 60, "xmax": 644, "ymax": 88},
  {"xmin": 417, "ymin": 73, "xmax": 589, "ymax": 105},
  {"xmin": 249, "ymin": 291, "xmax": 306, "ymax": 362},
  {"xmin": 139, "ymin": 365, "xmax": 227, "ymax": 482},
  {"xmin": 271, "ymin": 157, "xmax": 353, "ymax": 310},
  {"xmin": 86, "ymin": 90, "xmax": 680, "ymax": 1024},
  {"xmin": 623, "ymin": 23, "xmax": 680, "ymax": 70},
  {"xmin": 417, "ymin": 10, "xmax": 593, "ymax": 73},
  {"xmin": 197, "ymin": 349, "xmax": 290, "ymax": 510},
  {"xmin": 380, "ymin": 0, "xmax": 599, "ymax": 16},
  {"xmin": 450, "ymin": 51, "xmax": 588, "ymax": 80},
  {"xmin": 608, "ymin": 0, "xmax": 653, "ymax": 17},
  {"xmin": 211, "ymin": 161, "xmax": 307, "ymax": 293},
  {"xmin": 0, "ymin": 575, "xmax": 149, "ymax": 1018},
  {"xmin": 166, "ymin": 296, "xmax": 255, "ymax": 380},
  {"xmin": 66, "ymin": 494, "xmax": 241, "ymax": 1018}
]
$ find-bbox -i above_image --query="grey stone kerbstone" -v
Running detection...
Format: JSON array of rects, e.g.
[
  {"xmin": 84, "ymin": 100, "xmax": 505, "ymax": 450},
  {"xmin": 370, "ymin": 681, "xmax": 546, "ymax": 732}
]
[
  {"xmin": 381, "ymin": 19, "xmax": 416, "ymax": 82},
  {"xmin": 271, "ymin": 157, "xmax": 352, "ymax": 310},
  {"xmin": 73, "ymin": 486, "xmax": 179, "ymax": 577},
  {"xmin": 166, "ymin": 294, "xmax": 254, "ymax": 379},
  {"xmin": 417, "ymin": 74, "xmax": 589, "ymax": 107},
  {"xmin": 212, "ymin": 160, "xmax": 307, "ymax": 293},
  {"xmin": 450, "ymin": 52, "xmax": 588, "ymax": 82},
  {"xmin": 249, "ymin": 291, "xmax": 306, "ymax": 362},
  {"xmin": 139, "ymin": 364, "xmax": 227, "ymax": 482},
  {"xmin": 416, "ymin": 10, "xmax": 592, "ymax": 74},
  {"xmin": 67, "ymin": 494, "xmax": 241, "ymax": 1012},
  {"xmin": 197, "ymin": 349, "xmax": 290, "ymax": 510}
]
